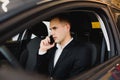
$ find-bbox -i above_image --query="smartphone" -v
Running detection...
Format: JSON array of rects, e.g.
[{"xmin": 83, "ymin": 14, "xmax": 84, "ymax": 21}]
[{"xmin": 49, "ymin": 35, "xmax": 54, "ymax": 44}]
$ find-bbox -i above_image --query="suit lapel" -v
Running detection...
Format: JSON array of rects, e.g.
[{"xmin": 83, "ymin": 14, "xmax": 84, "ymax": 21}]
[
  {"xmin": 49, "ymin": 47, "xmax": 57, "ymax": 76},
  {"xmin": 53, "ymin": 40, "xmax": 75, "ymax": 71}
]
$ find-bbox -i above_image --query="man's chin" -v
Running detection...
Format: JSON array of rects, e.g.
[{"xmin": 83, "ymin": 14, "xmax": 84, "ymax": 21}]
[{"xmin": 55, "ymin": 41, "xmax": 60, "ymax": 44}]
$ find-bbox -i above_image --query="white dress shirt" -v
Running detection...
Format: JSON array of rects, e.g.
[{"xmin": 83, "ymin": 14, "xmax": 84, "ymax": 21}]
[{"xmin": 39, "ymin": 38, "xmax": 73, "ymax": 67}]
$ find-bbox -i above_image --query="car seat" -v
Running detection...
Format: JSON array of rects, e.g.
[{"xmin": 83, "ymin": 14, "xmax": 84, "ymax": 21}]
[
  {"xmin": 69, "ymin": 12, "xmax": 97, "ymax": 67},
  {"xmin": 19, "ymin": 22, "xmax": 48, "ymax": 73}
]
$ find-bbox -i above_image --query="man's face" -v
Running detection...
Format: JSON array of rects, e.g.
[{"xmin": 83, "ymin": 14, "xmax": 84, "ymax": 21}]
[{"xmin": 50, "ymin": 18, "xmax": 68, "ymax": 44}]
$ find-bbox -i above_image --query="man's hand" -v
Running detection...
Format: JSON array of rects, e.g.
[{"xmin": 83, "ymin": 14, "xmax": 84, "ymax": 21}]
[{"xmin": 39, "ymin": 36, "xmax": 55, "ymax": 52}]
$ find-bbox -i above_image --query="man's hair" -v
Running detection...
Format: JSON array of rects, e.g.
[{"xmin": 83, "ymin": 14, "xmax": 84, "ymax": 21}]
[
  {"xmin": 50, "ymin": 13, "xmax": 71, "ymax": 26},
  {"xmin": 50, "ymin": 13, "xmax": 75, "ymax": 36}
]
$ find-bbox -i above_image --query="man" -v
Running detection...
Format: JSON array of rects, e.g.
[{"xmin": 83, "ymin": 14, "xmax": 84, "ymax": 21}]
[{"xmin": 39, "ymin": 14, "xmax": 95, "ymax": 80}]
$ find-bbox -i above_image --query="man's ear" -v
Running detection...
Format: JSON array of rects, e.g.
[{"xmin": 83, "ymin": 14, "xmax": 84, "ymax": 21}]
[{"xmin": 65, "ymin": 23, "xmax": 70, "ymax": 31}]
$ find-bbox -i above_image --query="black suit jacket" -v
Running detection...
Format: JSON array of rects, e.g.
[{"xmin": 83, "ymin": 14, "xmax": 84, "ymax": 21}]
[
  {"xmin": 21, "ymin": 38, "xmax": 96, "ymax": 79},
  {"xmin": 45, "ymin": 39, "xmax": 96, "ymax": 80}
]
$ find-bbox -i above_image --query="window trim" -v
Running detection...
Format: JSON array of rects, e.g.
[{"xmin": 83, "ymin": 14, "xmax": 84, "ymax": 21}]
[{"xmin": 95, "ymin": 13, "xmax": 110, "ymax": 51}]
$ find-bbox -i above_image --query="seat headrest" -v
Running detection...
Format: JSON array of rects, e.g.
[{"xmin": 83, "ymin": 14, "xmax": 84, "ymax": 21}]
[
  {"xmin": 70, "ymin": 13, "xmax": 92, "ymax": 33},
  {"xmin": 30, "ymin": 22, "xmax": 48, "ymax": 37},
  {"xmin": 68, "ymin": 12, "xmax": 92, "ymax": 42}
]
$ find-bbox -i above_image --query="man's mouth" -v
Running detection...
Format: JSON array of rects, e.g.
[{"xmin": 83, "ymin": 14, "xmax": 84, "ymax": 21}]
[{"xmin": 53, "ymin": 37, "xmax": 56, "ymax": 40}]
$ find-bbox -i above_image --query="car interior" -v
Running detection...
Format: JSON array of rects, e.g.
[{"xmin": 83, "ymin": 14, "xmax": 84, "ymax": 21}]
[{"xmin": 0, "ymin": 10, "xmax": 109, "ymax": 76}]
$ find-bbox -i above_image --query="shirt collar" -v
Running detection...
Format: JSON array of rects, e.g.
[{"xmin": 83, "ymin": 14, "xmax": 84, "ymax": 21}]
[{"xmin": 56, "ymin": 38, "xmax": 73, "ymax": 49}]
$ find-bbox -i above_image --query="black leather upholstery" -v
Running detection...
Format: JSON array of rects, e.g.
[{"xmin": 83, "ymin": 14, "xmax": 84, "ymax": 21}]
[
  {"xmin": 69, "ymin": 12, "xmax": 97, "ymax": 67},
  {"xmin": 29, "ymin": 22, "xmax": 48, "ymax": 37},
  {"xmin": 20, "ymin": 22, "xmax": 48, "ymax": 72}
]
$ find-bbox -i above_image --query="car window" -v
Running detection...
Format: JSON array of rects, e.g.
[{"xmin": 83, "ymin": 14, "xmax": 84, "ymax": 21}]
[
  {"xmin": 43, "ymin": 11, "xmax": 110, "ymax": 65},
  {"xmin": 2, "ymin": 11, "xmax": 111, "ymax": 67}
]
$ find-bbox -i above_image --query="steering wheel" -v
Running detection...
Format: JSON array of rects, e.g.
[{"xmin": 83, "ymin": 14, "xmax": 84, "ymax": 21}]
[{"xmin": 0, "ymin": 45, "xmax": 22, "ymax": 69}]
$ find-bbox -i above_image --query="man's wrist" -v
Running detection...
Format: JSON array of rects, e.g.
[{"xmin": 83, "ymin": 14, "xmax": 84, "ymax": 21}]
[{"xmin": 38, "ymin": 48, "xmax": 47, "ymax": 55}]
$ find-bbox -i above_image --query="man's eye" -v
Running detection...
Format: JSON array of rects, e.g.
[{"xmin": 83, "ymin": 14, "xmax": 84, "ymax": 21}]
[{"xmin": 52, "ymin": 27, "xmax": 57, "ymax": 30}]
